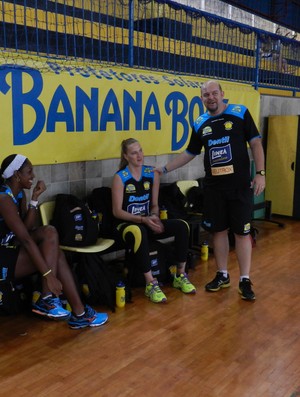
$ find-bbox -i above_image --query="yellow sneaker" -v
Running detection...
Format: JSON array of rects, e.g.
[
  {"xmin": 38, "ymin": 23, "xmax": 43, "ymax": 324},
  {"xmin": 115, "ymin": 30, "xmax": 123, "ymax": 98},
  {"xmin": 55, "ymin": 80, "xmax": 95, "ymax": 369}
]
[
  {"xmin": 173, "ymin": 273, "xmax": 196, "ymax": 294},
  {"xmin": 145, "ymin": 281, "xmax": 167, "ymax": 303}
]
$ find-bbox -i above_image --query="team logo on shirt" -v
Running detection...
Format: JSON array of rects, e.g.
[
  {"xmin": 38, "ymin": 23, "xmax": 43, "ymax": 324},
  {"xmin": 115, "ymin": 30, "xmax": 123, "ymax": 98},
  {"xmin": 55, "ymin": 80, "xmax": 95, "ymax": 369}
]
[
  {"xmin": 232, "ymin": 105, "xmax": 242, "ymax": 113},
  {"xmin": 126, "ymin": 184, "xmax": 136, "ymax": 193},
  {"xmin": 195, "ymin": 116, "xmax": 204, "ymax": 127},
  {"xmin": 143, "ymin": 181, "xmax": 151, "ymax": 190},
  {"xmin": 244, "ymin": 223, "xmax": 251, "ymax": 233},
  {"xmin": 224, "ymin": 121, "xmax": 233, "ymax": 130},
  {"xmin": 202, "ymin": 126, "xmax": 212, "ymax": 136},
  {"xmin": 121, "ymin": 170, "xmax": 129, "ymax": 178},
  {"xmin": 144, "ymin": 167, "xmax": 153, "ymax": 174}
]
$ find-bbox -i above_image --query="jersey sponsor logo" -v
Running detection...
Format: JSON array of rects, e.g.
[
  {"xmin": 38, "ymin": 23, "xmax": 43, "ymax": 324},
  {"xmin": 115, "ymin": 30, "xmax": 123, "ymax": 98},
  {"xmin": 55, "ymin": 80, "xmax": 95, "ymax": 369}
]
[
  {"xmin": 208, "ymin": 136, "xmax": 230, "ymax": 147},
  {"xmin": 143, "ymin": 181, "xmax": 151, "ymax": 191},
  {"xmin": 0, "ymin": 231, "xmax": 15, "ymax": 246},
  {"xmin": 128, "ymin": 201, "xmax": 150, "ymax": 215},
  {"xmin": 209, "ymin": 143, "xmax": 232, "ymax": 165},
  {"xmin": 128, "ymin": 193, "xmax": 150, "ymax": 202},
  {"xmin": 224, "ymin": 121, "xmax": 233, "ymax": 130},
  {"xmin": 126, "ymin": 184, "xmax": 136, "ymax": 193},
  {"xmin": 211, "ymin": 165, "xmax": 234, "ymax": 175}
]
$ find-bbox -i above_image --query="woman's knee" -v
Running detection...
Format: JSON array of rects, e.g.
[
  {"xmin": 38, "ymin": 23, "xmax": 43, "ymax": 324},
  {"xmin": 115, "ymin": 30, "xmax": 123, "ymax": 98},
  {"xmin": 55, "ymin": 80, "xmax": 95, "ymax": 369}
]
[
  {"xmin": 122, "ymin": 224, "xmax": 148, "ymax": 254},
  {"xmin": 171, "ymin": 219, "xmax": 190, "ymax": 238},
  {"xmin": 34, "ymin": 225, "xmax": 59, "ymax": 245}
]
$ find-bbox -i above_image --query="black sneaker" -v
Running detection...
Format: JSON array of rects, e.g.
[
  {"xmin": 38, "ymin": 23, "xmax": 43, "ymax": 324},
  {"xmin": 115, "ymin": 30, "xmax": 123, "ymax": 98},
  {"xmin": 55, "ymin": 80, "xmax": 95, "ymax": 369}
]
[
  {"xmin": 239, "ymin": 278, "xmax": 256, "ymax": 301},
  {"xmin": 205, "ymin": 271, "xmax": 230, "ymax": 292}
]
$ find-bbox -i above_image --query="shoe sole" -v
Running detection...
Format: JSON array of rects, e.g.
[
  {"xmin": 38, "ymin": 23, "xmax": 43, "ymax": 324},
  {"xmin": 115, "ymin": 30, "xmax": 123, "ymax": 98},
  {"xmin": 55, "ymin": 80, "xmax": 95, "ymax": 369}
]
[
  {"xmin": 32, "ymin": 308, "xmax": 71, "ymax": 320},
  {"xmin": 69, "ymin": 317, "xmax": 108, "ymax": 329},
  {"xmin": 205, "ymin": 283, "xmax": 231, "ymax": 292},
  {"xmin": 145, "ymin": 293, "xmax": 167, "ymax": 303},
  {"xmin": 173, "ymin": 285, "xmax": 196, "ymax": 294},
  {"xmin": 238, "ymin": 289, "xmax": 256, "ymax": 301}
]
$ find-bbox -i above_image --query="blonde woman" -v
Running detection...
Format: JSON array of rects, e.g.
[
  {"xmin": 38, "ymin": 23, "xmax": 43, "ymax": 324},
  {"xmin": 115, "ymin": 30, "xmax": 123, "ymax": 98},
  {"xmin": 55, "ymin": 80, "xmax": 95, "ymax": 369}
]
[{"xmin": 111, "ymin": 138, "xmax": 196, "ymax": 304}]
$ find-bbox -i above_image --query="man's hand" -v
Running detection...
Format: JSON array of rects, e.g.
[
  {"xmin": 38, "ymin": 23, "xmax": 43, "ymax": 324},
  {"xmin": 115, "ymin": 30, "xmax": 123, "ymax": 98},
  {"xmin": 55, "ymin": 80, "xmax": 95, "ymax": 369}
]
[{"xmin": 251, "ymin": 175, "xmax": 266, "ymax": 196}]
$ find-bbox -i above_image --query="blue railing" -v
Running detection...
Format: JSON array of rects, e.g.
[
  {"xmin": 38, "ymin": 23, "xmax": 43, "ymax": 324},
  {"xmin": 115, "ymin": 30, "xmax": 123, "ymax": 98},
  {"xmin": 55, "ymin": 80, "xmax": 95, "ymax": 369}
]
[{"xmin": 0, "ymin": 0, "xmax": 299, "ymax": 93}]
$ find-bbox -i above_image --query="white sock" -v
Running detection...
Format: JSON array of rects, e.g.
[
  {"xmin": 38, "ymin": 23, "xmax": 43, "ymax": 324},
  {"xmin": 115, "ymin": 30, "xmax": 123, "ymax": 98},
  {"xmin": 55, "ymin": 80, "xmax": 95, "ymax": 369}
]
[
  {"xmin": 220, "ymin": 270, "xmax": 228, "ymax": 277},
  {"xmin": 240, "ymin": 275, "xmax": 249, "ymax": 281}
]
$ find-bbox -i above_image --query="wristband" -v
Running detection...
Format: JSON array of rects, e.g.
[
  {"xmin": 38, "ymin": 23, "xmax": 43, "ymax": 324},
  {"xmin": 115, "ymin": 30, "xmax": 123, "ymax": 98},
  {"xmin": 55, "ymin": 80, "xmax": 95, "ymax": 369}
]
[
  {"xmin": 162, "ymin": 166, "xmax": 168, "ymax": 174},
  {"xmin": 29, "ymin": 200, "xmax": 39, "ymax": 208}
]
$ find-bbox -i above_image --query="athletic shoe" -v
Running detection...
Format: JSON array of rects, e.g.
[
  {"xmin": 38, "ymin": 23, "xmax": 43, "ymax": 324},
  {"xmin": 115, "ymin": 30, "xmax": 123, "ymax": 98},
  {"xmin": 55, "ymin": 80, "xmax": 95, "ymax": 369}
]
[
  {"xmin": 68, "ymin": 305, "xmax": 108, "ymax": 329},
  {"xmin": 205, "ymin": 271, "xmax": 231, "ymax": 292},
  {"xmin": 239, "ymin": 278, "xmax": 256, "ymax": 301},
  {"xmin": 145, "ymin": 281, "xmax": 167, "ymax": 303},
  {"xmin": 32, "ymin": 295, "xmax": 71, "ymax": 320},
  {"xmin": 173, "ymin": 273, "xmax": 196, "ymax": 294}
]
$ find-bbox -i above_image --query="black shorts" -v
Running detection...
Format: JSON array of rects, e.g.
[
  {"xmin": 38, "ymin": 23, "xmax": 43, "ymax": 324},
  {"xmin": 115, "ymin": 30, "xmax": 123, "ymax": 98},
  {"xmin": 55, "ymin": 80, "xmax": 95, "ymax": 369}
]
[
  {"xmin": 0, "ymin": 245, "xmax": 20, "ymax": 282},
  {"xmin": 201, "ymin": 186, "xmax": 253, "ymax": 235}
]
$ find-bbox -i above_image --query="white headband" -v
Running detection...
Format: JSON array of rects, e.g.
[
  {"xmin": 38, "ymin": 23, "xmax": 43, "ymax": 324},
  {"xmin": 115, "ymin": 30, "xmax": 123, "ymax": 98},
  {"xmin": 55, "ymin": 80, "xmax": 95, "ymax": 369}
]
[{"xmin": 2, "ymin": 154, "xmax": 27, "ymax": 179}]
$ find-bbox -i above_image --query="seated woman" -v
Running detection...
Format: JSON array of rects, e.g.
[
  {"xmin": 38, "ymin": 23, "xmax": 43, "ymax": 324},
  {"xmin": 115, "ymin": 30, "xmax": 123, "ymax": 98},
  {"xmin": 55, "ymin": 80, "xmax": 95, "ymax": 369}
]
[
  {"xmin": 111, "ymin": 138, "xmax": 196, "ymax": 303},
  {"xmin": 0, "ymin": 154, "xmax": 108, "ymax": 329}
]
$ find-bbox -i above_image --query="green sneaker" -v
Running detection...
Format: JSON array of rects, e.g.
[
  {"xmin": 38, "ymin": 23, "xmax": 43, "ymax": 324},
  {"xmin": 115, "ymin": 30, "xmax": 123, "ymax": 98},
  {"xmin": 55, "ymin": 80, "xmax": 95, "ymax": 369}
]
[
  {"xmin": 145, "ymin": 281, "xmax": 167, "ymax": 303},
  {"xmin": 173, "ymin": 273, "xmax": 196, "ymax": 294}
]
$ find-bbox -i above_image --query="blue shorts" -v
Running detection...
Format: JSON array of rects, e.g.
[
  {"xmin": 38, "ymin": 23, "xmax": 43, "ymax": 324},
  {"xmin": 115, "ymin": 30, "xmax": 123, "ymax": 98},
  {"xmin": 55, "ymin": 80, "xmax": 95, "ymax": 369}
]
[
  {"xmin": 201, "ymin": 186, "xmax": 253, "ymax": 235},
  {"xmin": 0, "ymin": 245, "xmax": 20, "ymax": 281}
]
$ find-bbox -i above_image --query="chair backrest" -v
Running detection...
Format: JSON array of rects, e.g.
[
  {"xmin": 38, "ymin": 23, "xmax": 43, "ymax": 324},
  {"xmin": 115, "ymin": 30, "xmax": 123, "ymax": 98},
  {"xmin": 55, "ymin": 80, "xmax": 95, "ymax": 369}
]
[
  {"xmin": 39, "ymin": 201, "xmax": 55, "ymax": 226},
  {"xmin": 176, "ymin": 180, "xmax": 199, "ymax": 200}
]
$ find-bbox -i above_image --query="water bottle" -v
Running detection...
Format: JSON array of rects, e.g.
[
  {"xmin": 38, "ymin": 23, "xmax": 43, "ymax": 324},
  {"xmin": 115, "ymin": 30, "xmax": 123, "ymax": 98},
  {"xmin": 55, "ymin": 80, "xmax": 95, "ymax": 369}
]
[
  {"xmin": 159, "ymin": 206, "xmax": 168, "ymax": 220},
  {"xmin": 91, "ymin": 210, "xmax": 98, "ymax": 220},
  {"xmin": 201, "ymin": 241, "xmax": 209, "ymax": 261},
  {"xmin": 116, "ymin": 281, "xmax": 126, "ymax": 308},
  {"xmin": 32, "ymin": 290, "xmax": 41, "ymax": 304},
  {"xmin": 82, "ymin": 283, "xmax": 90, "ymax": 298}
]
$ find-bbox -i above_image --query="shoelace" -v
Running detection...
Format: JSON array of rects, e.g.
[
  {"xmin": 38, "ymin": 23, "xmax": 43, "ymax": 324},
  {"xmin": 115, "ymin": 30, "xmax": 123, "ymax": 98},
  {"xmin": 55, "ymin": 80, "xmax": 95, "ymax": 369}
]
[
  {"xmin": 150, "ymin": 284, "xmax": 162, "ymax": 294},
  {"xmin": 183, "ymin": 275, "xmax": 191, "ymax": 283}
]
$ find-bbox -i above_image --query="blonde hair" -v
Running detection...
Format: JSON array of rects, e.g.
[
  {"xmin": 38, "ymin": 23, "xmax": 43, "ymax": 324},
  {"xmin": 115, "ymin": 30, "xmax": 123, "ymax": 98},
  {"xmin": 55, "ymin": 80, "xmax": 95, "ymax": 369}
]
[{"xmin": 119, "ymin": 138, "xmax": 139, "ymax": 170}]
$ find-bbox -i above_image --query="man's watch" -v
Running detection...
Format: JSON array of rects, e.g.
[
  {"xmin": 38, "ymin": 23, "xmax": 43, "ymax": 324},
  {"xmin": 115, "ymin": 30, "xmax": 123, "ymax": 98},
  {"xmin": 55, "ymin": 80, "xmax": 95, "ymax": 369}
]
[{"xmin": 256, "ymin": 170, "xmax": 266, "ymax": 176}]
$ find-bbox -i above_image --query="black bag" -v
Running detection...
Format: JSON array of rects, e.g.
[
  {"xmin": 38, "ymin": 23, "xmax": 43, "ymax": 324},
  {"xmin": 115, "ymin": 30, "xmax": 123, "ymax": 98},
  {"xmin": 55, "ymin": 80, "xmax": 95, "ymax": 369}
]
[
  {"xmin": 126, "ymin": 240, "xmax": 171, "ymax": 287},
  {"xmin": 52, "ymin": 194, "xmax": 99, "ymax": 247},
  {"xmin": 0, "ymin": 279, "xmax": 32, "ymax": 316},
  {"xmin": 76, "ymin": 253, "xmax": 116, "ymax": 312},
  {"xmin": 186, "ymin": 186, "xmax": 204, "ymax": 213},
  {"xmin": 158, "ymin": 183, "xmax": 188, "ymax": 220},
  {"xmin": 87, "ymin": 187, "xmax": 116, "ymax": 238}
]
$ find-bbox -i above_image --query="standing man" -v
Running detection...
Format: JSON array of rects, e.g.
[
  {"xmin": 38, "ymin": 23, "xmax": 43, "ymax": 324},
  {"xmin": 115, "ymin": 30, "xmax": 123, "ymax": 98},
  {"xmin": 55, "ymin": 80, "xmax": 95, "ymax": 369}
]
[{"xmin": 157, "ymin": 80, "xmax": 265, "ymax": 301}]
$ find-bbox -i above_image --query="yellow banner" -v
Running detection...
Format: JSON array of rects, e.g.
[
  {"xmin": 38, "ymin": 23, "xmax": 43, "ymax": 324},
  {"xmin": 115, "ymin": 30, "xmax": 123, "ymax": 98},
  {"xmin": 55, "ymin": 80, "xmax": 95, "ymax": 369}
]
[{"xmin": 0, "ymin": 56, "xmax": 260, "ymax": 165}]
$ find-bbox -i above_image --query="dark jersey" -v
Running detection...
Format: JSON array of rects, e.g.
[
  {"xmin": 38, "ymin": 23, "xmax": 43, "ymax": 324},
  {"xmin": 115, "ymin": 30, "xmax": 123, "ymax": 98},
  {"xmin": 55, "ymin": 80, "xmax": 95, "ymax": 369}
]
[
  {"xmin": 0, "ymin": 185, "xmax": 23, "ymax": 246},
  {"xmin": 116, "ymin": 165, "xmax": 154, "ymax": 216},
  {"xmin": 186, "ymin": 104, "xmax": 261, "ymax": 189}
]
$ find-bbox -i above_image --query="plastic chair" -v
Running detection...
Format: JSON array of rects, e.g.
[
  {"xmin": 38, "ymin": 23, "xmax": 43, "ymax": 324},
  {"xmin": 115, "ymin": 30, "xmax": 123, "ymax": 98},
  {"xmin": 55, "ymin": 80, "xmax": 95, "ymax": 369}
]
[
  {"xmin": 176, "ymin": 180, "xmax": 199, "ymax": 205},
  {"xmin": 39, "ymin": 201, "xmax": 115, "ymax": 253}
]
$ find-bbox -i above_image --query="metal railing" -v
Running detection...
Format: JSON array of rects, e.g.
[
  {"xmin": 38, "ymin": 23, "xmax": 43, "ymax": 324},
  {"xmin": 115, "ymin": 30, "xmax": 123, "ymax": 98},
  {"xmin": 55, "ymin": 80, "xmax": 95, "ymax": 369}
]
[{"xmin": 0, "ymin": 0, "xmax": 299, "ymax": 93}]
